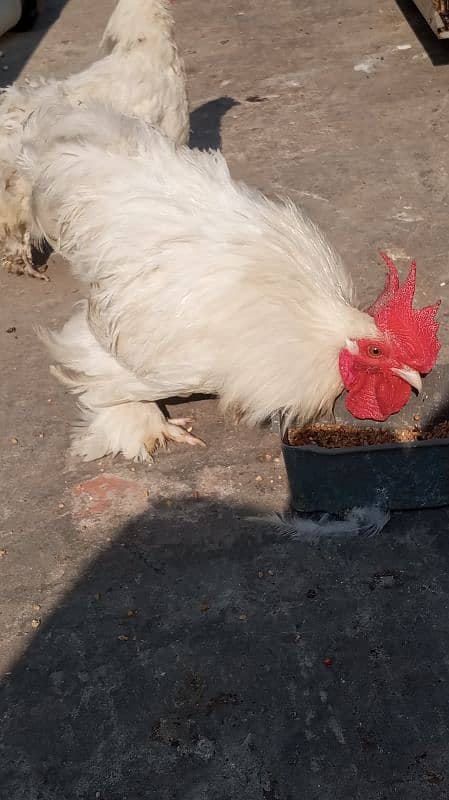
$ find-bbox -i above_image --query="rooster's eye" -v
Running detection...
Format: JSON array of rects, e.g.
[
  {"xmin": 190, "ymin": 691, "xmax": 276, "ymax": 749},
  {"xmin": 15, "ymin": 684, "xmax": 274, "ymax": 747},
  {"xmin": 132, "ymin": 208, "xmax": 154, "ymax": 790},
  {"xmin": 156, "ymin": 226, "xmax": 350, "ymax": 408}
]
[{"xmin": 368, "ymin": 345, "xmax": 382, "ymax": 358}]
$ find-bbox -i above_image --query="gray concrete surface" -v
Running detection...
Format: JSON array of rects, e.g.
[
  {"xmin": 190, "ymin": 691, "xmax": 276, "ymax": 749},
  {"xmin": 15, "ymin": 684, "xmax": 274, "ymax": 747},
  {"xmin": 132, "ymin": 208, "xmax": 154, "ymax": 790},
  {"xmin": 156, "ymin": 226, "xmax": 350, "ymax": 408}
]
[{"xmin": 2, "ymin": 0, "xmax": 449, "ymax": 797}]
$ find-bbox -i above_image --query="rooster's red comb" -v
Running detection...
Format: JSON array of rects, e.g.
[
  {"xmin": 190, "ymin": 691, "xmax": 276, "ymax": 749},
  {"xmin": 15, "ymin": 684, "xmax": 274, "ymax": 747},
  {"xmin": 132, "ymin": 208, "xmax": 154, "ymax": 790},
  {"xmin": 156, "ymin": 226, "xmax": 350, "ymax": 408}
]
[{"xmin": 367, "ymin": 252, "xmax": 441, "ymax": 374}]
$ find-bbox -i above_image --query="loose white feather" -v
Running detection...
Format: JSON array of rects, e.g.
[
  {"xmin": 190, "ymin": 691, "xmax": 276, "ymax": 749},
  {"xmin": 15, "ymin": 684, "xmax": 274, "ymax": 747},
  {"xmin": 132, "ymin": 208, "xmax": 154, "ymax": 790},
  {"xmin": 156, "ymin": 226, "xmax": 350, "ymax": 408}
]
[{"xmin": 267, "ymin": 507, "xmax": 391, "ymax": 541}]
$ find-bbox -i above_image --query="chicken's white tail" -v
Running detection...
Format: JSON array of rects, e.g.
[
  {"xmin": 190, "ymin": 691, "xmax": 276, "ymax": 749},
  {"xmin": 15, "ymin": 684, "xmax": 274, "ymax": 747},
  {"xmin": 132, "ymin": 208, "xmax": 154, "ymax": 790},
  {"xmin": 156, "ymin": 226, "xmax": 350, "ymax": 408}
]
[
  {"xmin": 18, "ymin": 98, "xmax": 68, "ymax": 183},
  {"xmin": 101, "ymin": 0, "xmax": 174, "ymax": 53},
  {"xmin": 18, "ymin": 98, "xmax": 178, "ymax": 273},
  {"xmin": 19, "ymin": 98, "xmax": 157, "ymax": 192},
  {"xmin": 20, "ymin": 99, "xmax": 155, "ymax": 171}
]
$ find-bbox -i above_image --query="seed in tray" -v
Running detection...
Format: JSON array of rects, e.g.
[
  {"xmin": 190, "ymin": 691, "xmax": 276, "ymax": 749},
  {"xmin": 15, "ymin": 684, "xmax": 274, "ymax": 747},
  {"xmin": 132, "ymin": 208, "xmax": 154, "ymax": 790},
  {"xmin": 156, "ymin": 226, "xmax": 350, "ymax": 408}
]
[{"xmin": 288, "ymin": 421, "xmax": 449, "ymax": 449}]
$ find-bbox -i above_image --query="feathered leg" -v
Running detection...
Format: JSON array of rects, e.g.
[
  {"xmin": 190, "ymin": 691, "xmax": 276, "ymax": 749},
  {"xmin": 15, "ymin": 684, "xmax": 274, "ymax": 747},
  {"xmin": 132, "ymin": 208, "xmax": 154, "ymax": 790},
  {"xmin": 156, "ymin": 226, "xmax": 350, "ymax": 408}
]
[
  {"xmin": 37, "ymin": 303, "xmax": 205, "ymax": 462},
  {"xmin": 68, "ymin": 399, "xmax": 204, "ymax": 463}
]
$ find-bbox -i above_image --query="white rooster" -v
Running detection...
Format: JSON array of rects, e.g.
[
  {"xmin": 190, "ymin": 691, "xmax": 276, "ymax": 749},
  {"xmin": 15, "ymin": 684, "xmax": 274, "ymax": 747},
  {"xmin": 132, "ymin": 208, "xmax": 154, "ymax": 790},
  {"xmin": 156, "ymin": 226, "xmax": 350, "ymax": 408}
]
[
  {"xmin": 0, "ymin": 0, "xmax": 188, "ymax": 279},
  {"xmin": 20, "ymin": 103, "xmax": 440, "ymax": 462}
]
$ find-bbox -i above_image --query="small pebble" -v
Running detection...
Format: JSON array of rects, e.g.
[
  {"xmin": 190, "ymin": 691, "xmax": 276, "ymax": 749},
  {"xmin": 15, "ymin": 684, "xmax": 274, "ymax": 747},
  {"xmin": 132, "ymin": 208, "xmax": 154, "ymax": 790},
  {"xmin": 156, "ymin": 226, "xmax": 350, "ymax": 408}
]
[
  {"xmin": 32, "ymin": 603, "xmax": 41, "ymax": 611},
  {"xmin": 58, "ymin": 502, "xmax": 65, "ymax": 509},
  {"xmin": 6, "ymin": 326, "xmax": 16, "ymax": 333},
  {"xmin": 255, "ymin": 475, "xmax": 262, "ymax": 482},
  {"xmin": 117, "ymin": 634, "xmax": 129, "ymax": 641},
  {"xmin": 2, "ymin": 65, "xmax": 8, "ymax": 71},
  {"xmin": 0, "ymin": 548, "xmax": 7, "ymax": 558},
  {"xmin": 10, "ymin": 437, "xmax": 18, "ymax": 445},
  {"xmin": 194, "ymin": 737, "xmax": 215, "ymax": 762},
  {"xmin": 239, "ymin": 613, "xmax": 248, "ymax": 621},
  {"xmin": 31, "ymin": 619, "xmax": 41, "ymax": 629}
]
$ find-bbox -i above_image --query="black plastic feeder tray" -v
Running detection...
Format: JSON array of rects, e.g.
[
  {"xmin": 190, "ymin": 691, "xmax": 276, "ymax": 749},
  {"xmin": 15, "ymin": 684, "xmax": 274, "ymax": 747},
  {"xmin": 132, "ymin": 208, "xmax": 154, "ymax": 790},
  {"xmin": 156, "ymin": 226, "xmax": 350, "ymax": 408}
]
[{"xmin": 282, "ymin": 365, "xmax": 449, "ymax": 513}]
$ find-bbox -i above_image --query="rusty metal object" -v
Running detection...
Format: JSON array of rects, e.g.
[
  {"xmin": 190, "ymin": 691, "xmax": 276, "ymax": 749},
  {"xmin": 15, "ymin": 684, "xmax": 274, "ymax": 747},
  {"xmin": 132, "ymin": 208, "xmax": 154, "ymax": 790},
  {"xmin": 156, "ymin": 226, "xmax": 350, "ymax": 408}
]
[
  {"xmin": 433, "ymin": 0, "xmax": 449, "ymax": 25},
  {"xmin": 414, "ymin": 0, "xmax": 449, "ymax": 37}
]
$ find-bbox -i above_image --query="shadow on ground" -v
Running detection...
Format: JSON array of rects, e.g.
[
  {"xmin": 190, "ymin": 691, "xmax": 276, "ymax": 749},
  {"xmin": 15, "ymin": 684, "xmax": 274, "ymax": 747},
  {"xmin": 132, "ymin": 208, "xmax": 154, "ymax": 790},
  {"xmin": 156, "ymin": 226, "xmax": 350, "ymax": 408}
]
[
  {"xmin": 189, "ymin": 96, "xmax": 239, "ymax": 150},
  {"xmin": 2, "ymin": 497, "xmax": 449, "ymax": 799},
  {"xmin": 0, "ymin": 0, "xmax": 69, "ymax": 85}
]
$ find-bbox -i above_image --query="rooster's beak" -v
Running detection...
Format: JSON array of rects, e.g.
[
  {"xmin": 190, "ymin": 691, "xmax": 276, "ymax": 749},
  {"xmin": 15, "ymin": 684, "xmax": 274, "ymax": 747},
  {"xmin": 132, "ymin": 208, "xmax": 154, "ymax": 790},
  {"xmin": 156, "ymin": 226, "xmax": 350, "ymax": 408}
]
[{"xmin": 392, "ymin": 366, "xmax": 422, "ymax": 393}]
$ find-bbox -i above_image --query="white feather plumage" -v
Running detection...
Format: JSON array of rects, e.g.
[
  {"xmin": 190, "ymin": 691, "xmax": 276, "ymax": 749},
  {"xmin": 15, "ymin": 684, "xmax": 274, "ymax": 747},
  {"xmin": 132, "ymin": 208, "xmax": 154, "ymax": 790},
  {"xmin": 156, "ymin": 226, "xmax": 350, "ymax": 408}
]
[
  {"xmin": 0, "ymin": 0, "xmax": 188, "ymax": 277},
  {"xmin": 21, "ymin": 103, "xmax": 377, "ymax": 461},
  {"xmin": 267, "ymin": 507, "xmax": 391, "ymax": 540}
]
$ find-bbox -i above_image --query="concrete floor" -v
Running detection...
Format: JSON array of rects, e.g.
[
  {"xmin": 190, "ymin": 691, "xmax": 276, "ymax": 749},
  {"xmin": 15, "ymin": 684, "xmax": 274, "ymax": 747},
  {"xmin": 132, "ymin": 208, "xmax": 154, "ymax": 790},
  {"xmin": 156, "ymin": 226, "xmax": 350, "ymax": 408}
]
[{"xmin": 2, "ymin": 0, "xmax": 449, "ymax": 797}]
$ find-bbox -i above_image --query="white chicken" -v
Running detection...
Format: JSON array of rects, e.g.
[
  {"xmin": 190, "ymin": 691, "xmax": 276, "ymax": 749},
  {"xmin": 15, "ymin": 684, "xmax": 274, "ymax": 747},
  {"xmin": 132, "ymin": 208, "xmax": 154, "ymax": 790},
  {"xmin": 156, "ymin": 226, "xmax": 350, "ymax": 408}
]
[
  {"xmin": 0, "ymin": 0, "xmax": 188, "ymax": 278},
  {"xmin": 20, "ymin": 103, "xmax": 440, "ymax": 462}
]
